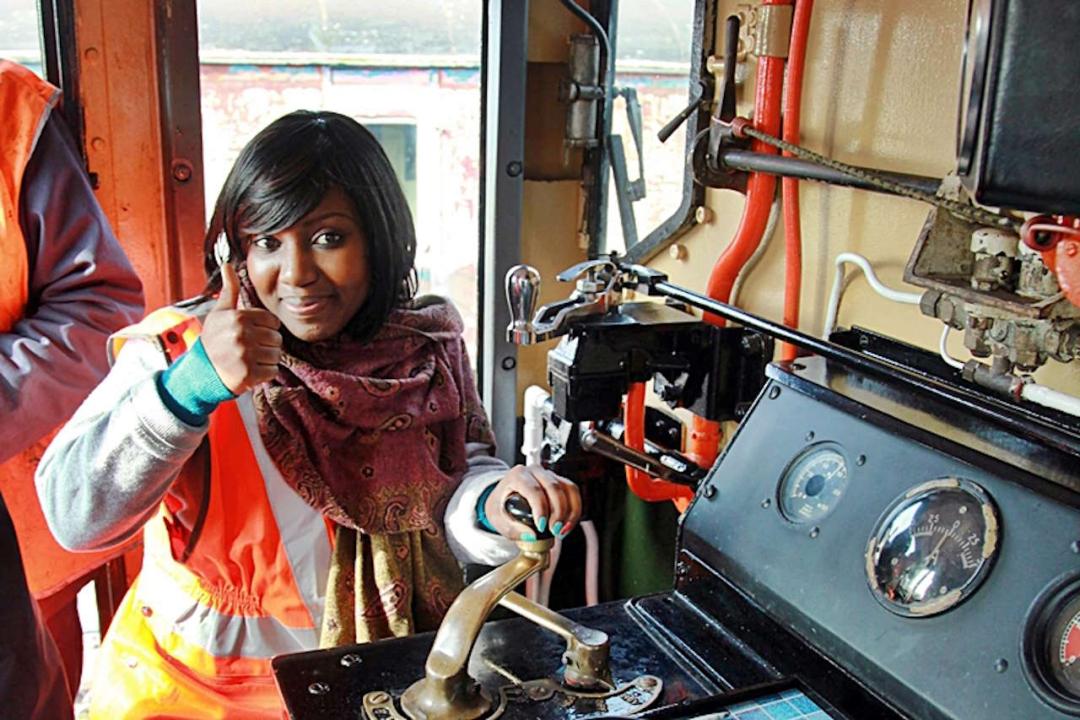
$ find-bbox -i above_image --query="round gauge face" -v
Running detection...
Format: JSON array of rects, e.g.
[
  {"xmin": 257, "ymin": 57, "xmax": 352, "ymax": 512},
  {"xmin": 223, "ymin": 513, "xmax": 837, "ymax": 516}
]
[
  {"xmin": 778, "ymin": 443, "xmax": 850, "ymax": 524},
  {"xmin": 1022, "ymin": 574, "xmax": 1080, "ymax": 715},
  {"xmin": 865, "ymin": 478, "xmax": 999, "ymax": 617}
]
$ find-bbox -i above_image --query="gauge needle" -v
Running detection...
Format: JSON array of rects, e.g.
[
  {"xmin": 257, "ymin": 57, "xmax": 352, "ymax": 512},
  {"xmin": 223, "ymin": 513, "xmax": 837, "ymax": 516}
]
[{"xmin": 926, "ymin": 521, "xmax": 959, "ymax": 566}]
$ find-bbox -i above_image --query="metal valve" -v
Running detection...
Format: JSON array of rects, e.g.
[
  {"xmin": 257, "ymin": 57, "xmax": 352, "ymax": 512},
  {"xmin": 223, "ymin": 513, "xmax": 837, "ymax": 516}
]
[{"xmin": 504, "ymin": 260, "xmax": 621, "ymax": 345}]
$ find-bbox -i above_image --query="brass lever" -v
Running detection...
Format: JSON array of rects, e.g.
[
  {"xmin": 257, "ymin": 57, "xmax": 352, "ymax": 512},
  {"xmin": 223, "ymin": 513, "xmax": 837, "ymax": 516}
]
[
  {"xmin": 399, "ymin": 536, "xmax": 553, "ymax": 720},
  {"xmin": 497, "ymin": 591, "xmax": 611, "ymax": 689}
]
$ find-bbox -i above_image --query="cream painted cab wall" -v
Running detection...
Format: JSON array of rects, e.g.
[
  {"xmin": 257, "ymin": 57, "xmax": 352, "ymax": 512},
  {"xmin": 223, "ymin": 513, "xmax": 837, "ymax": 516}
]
[{"xmin": 651, "ymin": 0, "xmax": 1078, "ymax": 394}]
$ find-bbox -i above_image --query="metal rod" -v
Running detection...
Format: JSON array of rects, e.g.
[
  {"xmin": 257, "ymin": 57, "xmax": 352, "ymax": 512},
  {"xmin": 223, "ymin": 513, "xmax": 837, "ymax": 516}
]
[
  {"xmin": 719, "ymin": 148, "xmax": 942, "ymax": 197},
  {"xmin": 580, "ymin": 429, "xmax": 698, "ymax": 486},
  {"xmin": 649, "ymin": 279, "xmax": 1080, "ymax": 458}
]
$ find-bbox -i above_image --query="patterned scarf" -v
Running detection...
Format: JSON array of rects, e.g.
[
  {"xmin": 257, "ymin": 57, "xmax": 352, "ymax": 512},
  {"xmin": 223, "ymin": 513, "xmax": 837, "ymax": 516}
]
[
  {"xmin": 252, "ymin": 297, "xmax": 494, "ymax": 534},
  {"xmin": 242, "ymin": 280, "xmax": 494, "ymax": 644}
]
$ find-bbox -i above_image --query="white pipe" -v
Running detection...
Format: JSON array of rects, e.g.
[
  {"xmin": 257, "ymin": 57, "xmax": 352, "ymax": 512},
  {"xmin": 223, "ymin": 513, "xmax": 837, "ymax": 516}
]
[
  {"xmin": 823, "ymin": 252, "xmax": 923, "ymax": 338},
  {"xmin": 521, "ymin": 385, "xmax": 550, "ymax": 467},
  {"xmin": 939, "ymin": 326, "xmax": 965, "ymax": 370},
  {"xmin": 581, "ymin": 520, "xmax": 600, "ymax": 606},
  {"xmin": 1021, "ymin": 383, "xmax": 1080, "ymax": 418}
]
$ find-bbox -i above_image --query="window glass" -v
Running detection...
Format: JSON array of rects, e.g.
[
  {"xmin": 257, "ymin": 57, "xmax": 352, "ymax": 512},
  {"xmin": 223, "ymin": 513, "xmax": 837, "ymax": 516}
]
[
  {"xmin": 0, "ymin": 0, "xmax": 45, "ymax": 76},
  {"xmin": 603, "ymin": 0, "xmax": 696, "ymax": 255},
  {"xmin": 197, "ymin": 0, "xmax": 482, "ymax": 352}
]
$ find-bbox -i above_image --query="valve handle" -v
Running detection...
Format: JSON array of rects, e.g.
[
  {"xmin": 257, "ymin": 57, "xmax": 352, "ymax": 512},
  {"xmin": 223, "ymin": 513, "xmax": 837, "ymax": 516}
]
[{"xmin": 505, "ymin": 264, "xmax": 541, "ymax": 344}]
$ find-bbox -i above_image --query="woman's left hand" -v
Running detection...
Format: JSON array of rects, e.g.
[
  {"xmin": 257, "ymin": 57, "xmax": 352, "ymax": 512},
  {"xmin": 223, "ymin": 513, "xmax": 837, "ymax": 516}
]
[{"xmin": 484, "ymin": 464, "xmax": 581, "ymax": 541}]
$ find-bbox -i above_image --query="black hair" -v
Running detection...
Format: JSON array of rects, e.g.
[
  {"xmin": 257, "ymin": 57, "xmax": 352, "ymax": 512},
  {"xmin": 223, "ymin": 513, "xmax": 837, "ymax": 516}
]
[{"xmin": 202, "ymin": 110, "xmax": 417, "ymax": 342}]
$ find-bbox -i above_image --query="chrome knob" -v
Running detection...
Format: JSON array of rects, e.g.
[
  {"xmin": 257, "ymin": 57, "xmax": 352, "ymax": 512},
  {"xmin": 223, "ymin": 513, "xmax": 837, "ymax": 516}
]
[{"xmin": 506, "ymin": 264, "xmax": 541, "ymax": 344}]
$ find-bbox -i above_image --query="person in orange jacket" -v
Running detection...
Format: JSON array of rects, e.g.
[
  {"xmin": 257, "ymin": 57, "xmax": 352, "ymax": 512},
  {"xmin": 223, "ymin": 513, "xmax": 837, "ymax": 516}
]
[
  {"xmin": 0, "ymin": 59, "xmax": 144, "ymax": 718},
  {"xmin": 37, "ymin": 110, "xmax": 580, "ymax": 718}
]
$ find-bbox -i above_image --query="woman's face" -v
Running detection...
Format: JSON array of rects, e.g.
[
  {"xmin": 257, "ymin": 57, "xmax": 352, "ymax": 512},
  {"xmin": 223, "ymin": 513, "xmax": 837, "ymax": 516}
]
[{"xmin": 244, "ymin": 186, "xmax": 370, "ymax": 342}]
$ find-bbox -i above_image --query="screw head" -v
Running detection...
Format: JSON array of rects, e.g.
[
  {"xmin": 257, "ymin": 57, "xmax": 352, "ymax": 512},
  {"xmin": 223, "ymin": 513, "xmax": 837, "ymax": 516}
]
[
  {"xmin": 809, "ymin": 527, "xmax": 820, "ymax": 539},
  {"xmin": 500, "ymin": 356, "xmax": 516, "ymax": 371},
  {"xmin": 805, "ymin": 431, "xmax": 815, "ymax": 442},
  {"xmin": 171, "ymin": 160, "xmax": 193, "ymax": 183},
  {"xmin": 506, "ymin": 160, "xmax": 523, "ymax": 177},
  {"xmin": 703, "ymin": 485, "xmax": 717, "ymax": 499},
  {"xmin": 340, "ymin": 653, "xmax": 362, "ymax": 667},
  {"xmin": 856, "ymin": 454, "xmax": 867, "ymax": 466},
  {"xmin": 994, "ymin": 658, "xmax": 1009, "ymax": 673},
  {"xmin": 768, "ymin": 386, "xmax": 781, "ymax": 400},
  {"xmin": 761, "ymin": 498, "xmax": 772, "ymax": 509},
  {"xmin": 308, "ymin": 682, "xmax": 330, "ymax": 695}
]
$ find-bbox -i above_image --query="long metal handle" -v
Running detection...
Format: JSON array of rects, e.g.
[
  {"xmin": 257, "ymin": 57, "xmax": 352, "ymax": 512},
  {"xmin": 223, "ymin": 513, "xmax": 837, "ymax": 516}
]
[{"xmin": 580, "ymin": 429, "xmax": 701, "ymax": 487}]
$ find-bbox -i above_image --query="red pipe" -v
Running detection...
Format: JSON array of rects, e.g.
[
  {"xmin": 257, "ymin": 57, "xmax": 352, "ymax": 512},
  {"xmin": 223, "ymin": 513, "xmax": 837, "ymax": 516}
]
[
  {"xmin": 689, "ymin": 0, "xmax": 790, "ymax": 468},
  {"xmin": 624, "ymin": 382, "xmax": 694, "ymax": 511},
  {"xmin": 780, "ymin": 0, "xmax": 813, "ymax": 361}
]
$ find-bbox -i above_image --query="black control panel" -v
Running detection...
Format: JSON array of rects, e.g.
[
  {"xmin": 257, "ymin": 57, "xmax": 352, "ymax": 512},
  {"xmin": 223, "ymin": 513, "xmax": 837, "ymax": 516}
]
[{"xmin": 681, "ymin": 357, "xmax": 1080, "ymax": 720}]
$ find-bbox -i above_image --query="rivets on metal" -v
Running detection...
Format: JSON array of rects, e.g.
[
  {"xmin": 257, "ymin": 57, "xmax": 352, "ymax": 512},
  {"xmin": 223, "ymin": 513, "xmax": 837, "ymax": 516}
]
[
  {"xmin": 703, "ymin": 485, "xmax": 717, "ymax": 499},
  {"xmin": 994, "ymin": 658, "xmax": 1009, "ymax": 673},
  {"xmin": 500, "ymin": 356, "xmax": 516, "ymax": 371},
  {"xmin": 340, "ymin": 653, "xmax": 362, "ymax": 667},
  {"xmin": 805, "ymin": 431, "xmax": 815, "ymax": 442},
  {"xmin": 856, "ymin": 454, "xmax": 867, "ymax": 466},
  {"xmin": 1071, "ymin": 540, "xmax": 1080, "ymax": 554},
  {"xmin": 761, "ymin": 498, "xmax": 772, "ymax": 509},
  {"xmin": 171, "ymin": 159, "xmax": 193, "ymax": 183},
  {"xmin": 809, "ymin": 527, "xmax": 820, "ymax": 539},
  {"xmin": 506, "ymin": 160, "xmax": 523, "ymax": 177},
  {"xmin": 768, "ymin": 386, "xmax": 781, "ymax": 400},
  {"xmin": 308, "ymin": 682, "xmax": 331, "ymax": 695}
]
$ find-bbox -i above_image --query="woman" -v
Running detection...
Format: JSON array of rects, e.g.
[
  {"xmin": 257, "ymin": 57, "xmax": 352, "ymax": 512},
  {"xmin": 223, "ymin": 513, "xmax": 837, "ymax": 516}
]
[{"xmin": 36, "ymin": 110, "xmax": 580, "ymax": 718}]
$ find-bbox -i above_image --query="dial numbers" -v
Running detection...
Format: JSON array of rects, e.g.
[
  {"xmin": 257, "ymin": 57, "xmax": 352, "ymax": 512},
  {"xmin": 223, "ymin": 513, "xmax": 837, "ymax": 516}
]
[
  {"xmin": 866, "ymin": 478, "xmax": 999, "ymax": 618},
  {"xmin": 778, "ymin": 444, "xmax": 850, "ymax": 524}
]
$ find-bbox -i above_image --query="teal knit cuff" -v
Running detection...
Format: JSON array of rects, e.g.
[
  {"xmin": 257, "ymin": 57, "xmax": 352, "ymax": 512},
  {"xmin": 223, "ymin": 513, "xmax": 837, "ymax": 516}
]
[
  {"xmin": 476, "ymin": 482, "xmax": 499, "ymax": 534},
  {"xmin": 156, "ymin": 338, "xmax": 236, "ymax": 426}
]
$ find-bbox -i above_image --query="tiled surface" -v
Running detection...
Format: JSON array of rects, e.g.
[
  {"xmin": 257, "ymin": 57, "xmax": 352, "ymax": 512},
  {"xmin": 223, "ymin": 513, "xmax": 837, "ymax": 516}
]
[{"xmin": 723, "ymin": 688, "xmax": 834, "ymax": 720}]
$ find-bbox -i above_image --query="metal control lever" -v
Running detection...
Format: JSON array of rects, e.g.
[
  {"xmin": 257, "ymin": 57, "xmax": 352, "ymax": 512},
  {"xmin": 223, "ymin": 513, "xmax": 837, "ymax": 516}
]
[
  {"xmin": 399, "ymin": 493, "xmax": 611, "ymax": 720},
  {"xmin": 580, "ymin": 429, "xmax": 704, "ymax": 488},
  {"xmin": 505, "ymin": 260, "xmax": 621, "ymax": 345}
]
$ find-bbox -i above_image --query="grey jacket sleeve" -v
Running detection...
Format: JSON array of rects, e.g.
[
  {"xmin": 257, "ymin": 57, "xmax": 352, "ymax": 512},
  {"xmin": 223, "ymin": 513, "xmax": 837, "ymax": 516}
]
[
  {"xmin": 34, "ymin": 339, "xmax": 208, "ymax": 552},
  {"xmin": 1, "ymin": 113, "xmax": 144, "ymax": 463},
  {"xmin": 443, "ymin": 444, "xmax": 518, "ymax": 566}
]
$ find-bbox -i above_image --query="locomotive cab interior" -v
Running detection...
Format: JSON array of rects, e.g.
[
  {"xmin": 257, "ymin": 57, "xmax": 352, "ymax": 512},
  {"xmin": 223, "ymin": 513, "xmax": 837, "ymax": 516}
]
[{"xmin": 3, "ymin": 1, "xmax": 1079, "ymax": 719}]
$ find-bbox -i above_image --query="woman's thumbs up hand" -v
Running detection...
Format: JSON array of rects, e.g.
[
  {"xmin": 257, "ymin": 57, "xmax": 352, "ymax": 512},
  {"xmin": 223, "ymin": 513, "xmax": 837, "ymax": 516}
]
[{"xmin": 201, "ymin": 263, "xmax": 283, "ymax": 395}]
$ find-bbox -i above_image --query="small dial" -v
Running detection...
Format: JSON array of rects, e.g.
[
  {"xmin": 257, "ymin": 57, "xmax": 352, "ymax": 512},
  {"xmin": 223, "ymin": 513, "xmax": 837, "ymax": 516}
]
[
  {"xmin": 866, "ymin": 478, "xmax": 999, "ymax": 617},
  {"xmin": 1023, "ymin": 574, "xmax": 1080, "ymax": 715},
  {"xmin": 778, "ymin": 443, "xmax": 850, "ymax": 524}
]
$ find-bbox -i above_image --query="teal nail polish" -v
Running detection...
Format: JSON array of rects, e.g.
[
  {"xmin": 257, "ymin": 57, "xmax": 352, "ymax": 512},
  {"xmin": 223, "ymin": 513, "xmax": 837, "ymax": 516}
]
[
  {"xmin": 537, "ymin": 516, "xmax": 548, "ymax": 533},
  {"xmin": 551, "ymin": 521, "xmax": 563, "ymax": 537},
  {"xmin": 521, "ymin": 532, "xmax": 536, "ymax": 542}
]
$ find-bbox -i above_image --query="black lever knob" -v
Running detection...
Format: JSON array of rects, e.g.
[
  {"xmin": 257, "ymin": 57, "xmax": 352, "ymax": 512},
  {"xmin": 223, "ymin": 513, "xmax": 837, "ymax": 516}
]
[{"xmin": 504, "ymin": 492, "xmax": 553, "ymax": 539}]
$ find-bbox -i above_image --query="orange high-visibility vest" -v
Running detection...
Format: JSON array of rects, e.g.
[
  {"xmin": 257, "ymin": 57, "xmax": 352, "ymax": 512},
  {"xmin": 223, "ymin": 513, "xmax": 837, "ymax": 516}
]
[
  {"xmin": 0, "ymin": 60, "xmax": 131, "ymax": 605},
  {"xmin": 89, "ymin": 307, "xmax": 333, "ymax": 719},
  {"xmin": 0, "ymin": 59, "xmax": 57, "ymax": 333}
]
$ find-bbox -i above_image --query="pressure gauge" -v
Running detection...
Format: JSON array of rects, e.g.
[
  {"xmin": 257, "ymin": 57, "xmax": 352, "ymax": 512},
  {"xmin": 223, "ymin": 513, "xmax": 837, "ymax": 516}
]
[
  {"xmin": 1023, "ymin": 573, "xmax": 1080, "ymax": 716},
  {"xmin": 777, "ymin": 443, "xmax": 850, "ymax": 524},
  {"xmin": 866, "ymin": 478, "xmax": 999, "ymax": 618}
]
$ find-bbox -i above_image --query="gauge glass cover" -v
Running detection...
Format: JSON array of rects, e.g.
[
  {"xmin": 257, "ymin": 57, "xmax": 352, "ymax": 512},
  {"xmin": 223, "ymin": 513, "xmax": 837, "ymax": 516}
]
[
  {"xmin": 1022, "ymin": 573, "xmax": 1080, "ymax": 714},
  {"xmin": 778, "ymin": 443, "xmax": 850, "ymax": 524},
  {"xmin": 866, "ymin": 478, "xmax": 998, "ymax": 617}
]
